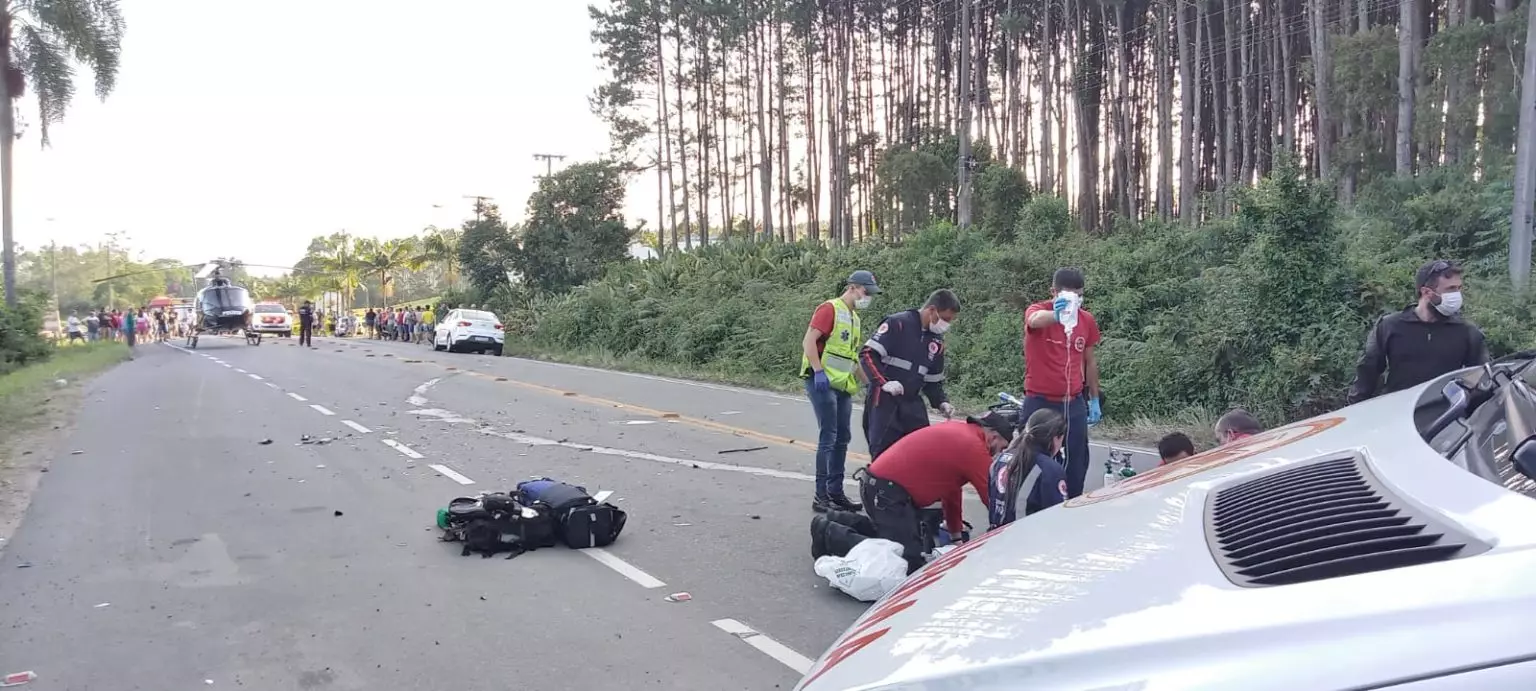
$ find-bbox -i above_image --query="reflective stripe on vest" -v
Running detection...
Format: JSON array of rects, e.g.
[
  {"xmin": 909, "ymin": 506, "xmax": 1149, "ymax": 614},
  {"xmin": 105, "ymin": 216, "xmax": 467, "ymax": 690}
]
[{"xmin": 801, "ymin": 298, "xmax": 862, "ymax": 395}]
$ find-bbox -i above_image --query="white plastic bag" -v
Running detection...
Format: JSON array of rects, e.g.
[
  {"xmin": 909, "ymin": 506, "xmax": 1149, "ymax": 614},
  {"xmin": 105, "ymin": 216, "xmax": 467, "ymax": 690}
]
[{"xmin": 813, "ymin": 538, "xmax": 909, "ymax": 602}]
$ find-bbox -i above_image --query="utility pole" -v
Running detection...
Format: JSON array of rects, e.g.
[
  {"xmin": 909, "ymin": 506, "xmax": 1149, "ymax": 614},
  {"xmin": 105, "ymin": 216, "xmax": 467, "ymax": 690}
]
[
  {"xmin": 533, "ymin": 153, "xmax": 566, "ymax": 180},
  {"xmin": 462, "ymin": 195, "xmax": 494, "ymax": 224},
  {"xmin": 956, "ymin": 0, "xmax": 973, "ymax": 229}
]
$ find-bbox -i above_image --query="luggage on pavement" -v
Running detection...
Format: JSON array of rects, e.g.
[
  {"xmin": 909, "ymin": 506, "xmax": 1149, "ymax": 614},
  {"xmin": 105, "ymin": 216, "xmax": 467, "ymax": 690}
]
[{"xmin": 514, "ymin": 477, "xmax": 628, "ymax": 549}]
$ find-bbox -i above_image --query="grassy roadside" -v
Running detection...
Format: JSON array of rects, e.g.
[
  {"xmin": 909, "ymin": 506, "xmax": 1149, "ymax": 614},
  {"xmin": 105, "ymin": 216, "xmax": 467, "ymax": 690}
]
[
  {"xmin": 0, "ymin": 342, "xmax": 130, "ymax": 437},
  {"xmin": 499, "ymin": 341, "xmax": 1219, "ymax": 451}
]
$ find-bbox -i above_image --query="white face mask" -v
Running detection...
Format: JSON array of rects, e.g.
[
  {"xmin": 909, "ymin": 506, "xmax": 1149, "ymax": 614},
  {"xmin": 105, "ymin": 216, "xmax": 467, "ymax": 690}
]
[
  {"xmin": 1434, "ymin": 290, "xmax": 1463, "ymax": 316},
  {"xmin": 929, "ymin": 318, "xmax": 950, "ymax": 335},
  {"xmin": 854, "ymin": 295, "xmax": 873, "ymax": 309}
]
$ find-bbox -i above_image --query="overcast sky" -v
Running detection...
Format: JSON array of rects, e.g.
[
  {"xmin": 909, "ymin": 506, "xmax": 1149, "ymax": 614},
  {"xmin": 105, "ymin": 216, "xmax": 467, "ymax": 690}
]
[{"xmin": 12, "ymin": 0, "xmax": 635, "ymax": 276}]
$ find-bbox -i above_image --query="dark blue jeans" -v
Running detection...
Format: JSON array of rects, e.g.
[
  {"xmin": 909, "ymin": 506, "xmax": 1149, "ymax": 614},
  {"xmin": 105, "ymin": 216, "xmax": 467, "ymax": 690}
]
[
  {"xmin": 806, "ymin": 378, "xmax": 854, "ymax": 498},
  {"xmin": 1021, "ymin": 394, "xmax": 1090, "ymax": 498}
]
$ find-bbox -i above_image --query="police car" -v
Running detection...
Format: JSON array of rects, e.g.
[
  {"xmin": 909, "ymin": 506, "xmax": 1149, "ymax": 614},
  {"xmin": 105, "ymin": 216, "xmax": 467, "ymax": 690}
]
[{"xmin": 797, "ymin": 353, "xmax": 1536, "ymax": 690}]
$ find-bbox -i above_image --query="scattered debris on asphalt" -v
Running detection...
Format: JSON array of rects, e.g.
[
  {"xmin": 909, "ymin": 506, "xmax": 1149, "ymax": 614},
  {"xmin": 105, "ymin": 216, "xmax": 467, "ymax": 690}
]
[
  {"xmin": 299, "ymin": 436, "xmax": 333, "ymax": 446},
  {"xmin": 333, "ymin": 511, "xmax": 344, "ymax": 517},
  {"xmin": 718, "ymin": 446, "xmax": 768, "ymax": 454},
  {"xmin": 94, "ymin": 603, "xmax": 110, "ymax": 608},
  {"xmin": 2, "ymin": 670, "xmax": 37, "ymax": 686},
  {"xmin": 69, "ymin": 450, "xmax": 83, "ymax": 456},
  {"xmin": 316, "ymin": 464, "xmax": 327, "ymax": 469},
  {"xmin": 673, "ymin": 523, "xmax": 693, "ymax": 527},
  {"xmin": 750, "ymin": 515, "xmax": 762, "ymax": 520},
  {"xmin": 54, "ymin": 378, "xmax": 67, "ymax": 387},
  {"xmin": 258, "ymin": 439, "xmax": 273, "ymax": 445},
  {"xmin": 664, "ymin": 592, "xmax": 692, "ymax": 603},
  {"xmin": 14, "ymin": 562, "xmax": 30, "ymax": 569}
]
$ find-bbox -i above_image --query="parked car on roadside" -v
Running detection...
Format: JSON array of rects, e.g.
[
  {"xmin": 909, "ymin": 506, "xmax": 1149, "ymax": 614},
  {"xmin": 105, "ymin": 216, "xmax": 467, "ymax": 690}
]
[{"xmin": 433, "ymin": 308, "xmax": 503, "ymax": 355}]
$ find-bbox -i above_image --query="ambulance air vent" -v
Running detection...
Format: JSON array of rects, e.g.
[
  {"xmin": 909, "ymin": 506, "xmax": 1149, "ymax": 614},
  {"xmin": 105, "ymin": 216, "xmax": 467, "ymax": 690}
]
[{"xmin": 1205, "ymin": 454, "xmax": 1487, "ymax": 587}]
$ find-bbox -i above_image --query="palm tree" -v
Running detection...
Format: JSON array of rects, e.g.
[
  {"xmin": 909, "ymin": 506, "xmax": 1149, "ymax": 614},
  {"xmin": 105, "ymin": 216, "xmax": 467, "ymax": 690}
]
[
  {"xmin": 315, "ymin": 232, "xmax": 363, "ymax": 311},
  {"xmin": 365, "ymin": 237, "xmax": 423, "ymax": 309},
  {"xmin": 418, "ymin": 226, "xmax": 461, "ymax": 290},
  {"xmin": 1, "ymin": 1, "xmax": 125, "ymax": 307}
]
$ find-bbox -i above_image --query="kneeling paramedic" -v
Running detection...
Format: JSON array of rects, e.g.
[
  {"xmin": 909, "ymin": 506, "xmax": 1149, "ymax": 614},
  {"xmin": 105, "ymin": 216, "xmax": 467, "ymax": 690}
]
[
  {"xmin": 988, "ymin": 408, "xmax": 1070, "ymax": 530},
  {"xmin": 856, "ymin": 410, "xmax": 1012, "ymax": 575},
  {"xmin": 859, "ymin": 289, "xmax": 960, "ymax": 460}
]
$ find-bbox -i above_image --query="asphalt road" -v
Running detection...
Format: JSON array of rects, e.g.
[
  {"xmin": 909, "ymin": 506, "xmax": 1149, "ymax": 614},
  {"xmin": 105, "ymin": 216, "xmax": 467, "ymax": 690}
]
[{"xmin": 0, "ymin": 333, "xmax": 1157, "ymax": 690}]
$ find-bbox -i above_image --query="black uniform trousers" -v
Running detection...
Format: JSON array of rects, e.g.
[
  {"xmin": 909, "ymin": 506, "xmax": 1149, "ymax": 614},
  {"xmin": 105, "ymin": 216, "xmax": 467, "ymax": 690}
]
[
  {"xmin": 299, "ymin": 319, "xmax": 313, "ymax": 347},
  {"xmin": 855, "ymin": 467, "xmax": 926, "ymax": 575},
  {"xmin": 862, "ymin": 392, "xmax": 930, "ymax": 461}
]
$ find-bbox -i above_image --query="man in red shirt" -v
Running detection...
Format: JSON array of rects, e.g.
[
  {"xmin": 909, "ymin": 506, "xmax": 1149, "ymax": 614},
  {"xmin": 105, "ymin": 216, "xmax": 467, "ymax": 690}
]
[
  {"xmin": 855, "ymin": 412, "xmax": 1012, "ymax": 574},
  {"xmin": 801, "ymin": 270, "xmax": 880, "ymax": 513},
  {"xmin": 1022, "ymin": 267, "xmax": 1102, "ymax": 499}
]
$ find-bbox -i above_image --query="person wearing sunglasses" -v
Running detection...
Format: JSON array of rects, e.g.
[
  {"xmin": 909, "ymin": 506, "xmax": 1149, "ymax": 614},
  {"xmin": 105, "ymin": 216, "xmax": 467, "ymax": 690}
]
[{"xmin": 1348, "ymin": 259, "xmax": 1489, "ymax": 404}]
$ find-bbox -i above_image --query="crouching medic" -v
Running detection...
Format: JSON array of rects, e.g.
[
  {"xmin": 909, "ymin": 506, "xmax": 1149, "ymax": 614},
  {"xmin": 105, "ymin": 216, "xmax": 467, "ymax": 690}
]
[{"xmin": 987, "ymin": 408, "xmax": 1071, "ymax": 530}]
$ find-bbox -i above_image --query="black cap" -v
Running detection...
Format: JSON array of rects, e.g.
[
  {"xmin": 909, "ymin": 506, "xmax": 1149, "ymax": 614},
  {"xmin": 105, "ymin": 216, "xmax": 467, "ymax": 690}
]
[
  {"xmin": 1416, "ymin": 259, "xmax": 1461, "ymax": 289},
  {"xmin": 967, "ymin": 410, "xmax": 1017, "ymax": 442},
  {"xmin": 848, "ymin": 270, "xmax": 881, "ymax": 294}
]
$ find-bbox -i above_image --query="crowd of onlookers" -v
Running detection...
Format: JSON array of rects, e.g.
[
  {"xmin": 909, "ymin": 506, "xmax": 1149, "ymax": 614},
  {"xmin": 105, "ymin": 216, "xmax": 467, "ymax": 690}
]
[{"xmin": 63, "ymin": 307, "xmax": 180, "ymax": 346}]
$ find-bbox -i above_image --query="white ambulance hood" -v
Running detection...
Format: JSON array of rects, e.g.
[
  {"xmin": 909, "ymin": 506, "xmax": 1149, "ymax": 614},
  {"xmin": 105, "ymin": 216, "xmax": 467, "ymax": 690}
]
[{"xmin": 797, "ymin": 385, "xmax": 1536, "ymax": 691}]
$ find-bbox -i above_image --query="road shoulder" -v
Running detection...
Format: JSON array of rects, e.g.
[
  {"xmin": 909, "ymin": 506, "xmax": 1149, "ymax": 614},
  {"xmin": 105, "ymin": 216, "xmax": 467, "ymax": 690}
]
[{"xmin": 0, "ymin": 342, "xmax": 129, "ymax": 549}]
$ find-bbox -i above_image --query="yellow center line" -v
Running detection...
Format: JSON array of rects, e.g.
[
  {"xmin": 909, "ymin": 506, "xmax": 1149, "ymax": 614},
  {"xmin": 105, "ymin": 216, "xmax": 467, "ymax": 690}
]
[{"xmin": 344, "ymin": 342, "xmax": 871, "ymax": 462}]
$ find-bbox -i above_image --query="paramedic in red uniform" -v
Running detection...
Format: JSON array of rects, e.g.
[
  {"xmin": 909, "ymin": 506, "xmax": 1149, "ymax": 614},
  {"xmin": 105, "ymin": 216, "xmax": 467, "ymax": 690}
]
[
  {"xmin": 855, "ymin": 412, "xmax": 1012, "ymax": 574},
  {"xmin": 1022, "ymin": 268, "xmax": 1102, "ymax": 499},
  {"xmin": 859, "ymin": 289, "xmax": 960, "ymax": 460}
]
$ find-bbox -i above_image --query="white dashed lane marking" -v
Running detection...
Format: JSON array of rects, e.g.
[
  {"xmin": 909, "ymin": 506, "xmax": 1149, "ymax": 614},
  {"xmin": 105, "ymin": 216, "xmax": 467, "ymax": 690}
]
[
  {"xmin": 583, "ymin": 548, "xmax": 666, "ymax": 589},
  {"xmin": 309, "ymin": 404, "xmax": 335, "ymax": 416},
  {"xmin": 341, "ymin": 420, "xmax": 372, "ymax": 434},
  {"xmin": 287, "ymin": 393, "xmax": 308, "ymax": 402},
  {"xmin": 235, "ymin": 367, "xmax": 247, "ymax": 373},
  {"xmin": 381, "ymin": 439, "xmax": 423, "ymax": 459},
  {"xmin": 427, "ymin": 463, "xmax": 474, "ymax": 485},
  {"xmin": 710, "ymin": 619, "xmax": 815, "ymax": 675},
  {"xmin": 248, "ymin": 373, "xmax": 263, "ymax": 381}
]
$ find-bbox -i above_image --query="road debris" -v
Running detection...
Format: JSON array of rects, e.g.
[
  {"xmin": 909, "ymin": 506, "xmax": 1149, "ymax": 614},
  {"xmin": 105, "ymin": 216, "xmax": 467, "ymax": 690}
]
[
  {"xmin": 258, "ymin": 439, "xmax": 273, "ymax": 445},
  {"xmin": 333, "ymin": 511, "xmax": 344, "ymax": 517},
  {"xmin": 718, "ymin": 446, "xmax": 768, "ymax": 454},
  {"xmin": 315, "ymin": 464, "xmax": 327, "ymax": 469},
  {"xmin": 69, "ymin": 450, "xmax": 83, "ymax": 456},
  {"xmin": 664, "ymin": 592, "xmax": 692, "ymax": 603},
  {"xmin": 94, "ymin": 603, "xmax": 110, "ymax": 608},
  {"xmin": 1, "ymin": 671, "xmax": 36, "ymax": 686}
]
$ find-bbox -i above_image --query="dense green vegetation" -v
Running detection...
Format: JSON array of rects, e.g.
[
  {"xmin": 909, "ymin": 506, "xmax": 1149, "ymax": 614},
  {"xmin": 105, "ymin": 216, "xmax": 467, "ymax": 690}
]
[{"xmin": 480, "ymin": 163, "xmax": 1534, "ymax": 438}]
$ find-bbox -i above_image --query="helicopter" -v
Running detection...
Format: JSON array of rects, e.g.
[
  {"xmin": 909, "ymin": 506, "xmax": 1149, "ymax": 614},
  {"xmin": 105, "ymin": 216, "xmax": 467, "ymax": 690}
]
[{"xmin": 92, "ymin": 259, "xmax": 317, "ymax": 349}]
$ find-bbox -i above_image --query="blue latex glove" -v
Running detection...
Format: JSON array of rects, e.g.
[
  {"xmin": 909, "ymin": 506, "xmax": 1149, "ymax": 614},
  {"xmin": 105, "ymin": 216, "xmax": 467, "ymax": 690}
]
[
  {"xmin": 1087, "ymin": 397, "xmax": 1103, "ymax": 425},
  {"xmin": 1052, "ymin": 295, "xmax": 1070, "ymax": 320},
  {"xmin": 812, "ymin": 370, "xmax": 830, "ymax": 393}
]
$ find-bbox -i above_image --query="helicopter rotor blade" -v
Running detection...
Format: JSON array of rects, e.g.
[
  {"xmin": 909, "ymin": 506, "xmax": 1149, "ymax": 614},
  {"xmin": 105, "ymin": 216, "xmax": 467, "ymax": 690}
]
[{"xmin": 91, "ymin": 262, "xmax": 207, "ymax": 284}]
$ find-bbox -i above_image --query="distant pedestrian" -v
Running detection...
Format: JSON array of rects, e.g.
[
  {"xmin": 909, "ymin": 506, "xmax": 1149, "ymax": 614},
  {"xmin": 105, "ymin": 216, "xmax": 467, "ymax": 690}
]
[
  {"xmin": 66, "ymin": 311, "xmax": 84, "ymax": 343},
  {"xmin": 1348, "ymin": 259, "xmax": 1489, "ymax": 404},
  {"xmin": 297, "ymin": 300, "xmax": 315, "ymax": 347}
]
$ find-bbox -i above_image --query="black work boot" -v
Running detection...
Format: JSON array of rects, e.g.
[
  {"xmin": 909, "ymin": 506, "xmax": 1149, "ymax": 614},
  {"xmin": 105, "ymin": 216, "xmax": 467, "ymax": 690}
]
[
  {"xmin": 810, "ymin": 514, "xmax": 831, "ymax": 559},
  {"xmin": 828, "ymin": 495, "xmax": 863, "ymax": 512},
  {"xmin": 812, "ymin": 496, "xmax": 833, "ymax": 513}
]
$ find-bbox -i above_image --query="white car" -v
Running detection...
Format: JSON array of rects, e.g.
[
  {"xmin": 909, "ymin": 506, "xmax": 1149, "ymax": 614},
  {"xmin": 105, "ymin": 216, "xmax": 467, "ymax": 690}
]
[
  {"xmin": 798, "ymin": 355, "xmax": 1536, "ymax": 691},
  {"xmin": 249, "ymin": 303, "xmax": 292, "ymax": 336},
  {"xmin": 433, "ymin": 308, "xmax": 503, "ymax": 355}
]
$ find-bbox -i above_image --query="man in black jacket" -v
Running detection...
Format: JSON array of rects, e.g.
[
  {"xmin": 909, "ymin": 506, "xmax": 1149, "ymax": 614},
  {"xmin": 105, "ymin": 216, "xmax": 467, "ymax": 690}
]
[
  {"xmin": 297, "ymin": 300, "xmax": 315, "ymax": 347},
  {"xmin": 1349, "ymin": 260, "xmax": 1489, "ymax": 404}
]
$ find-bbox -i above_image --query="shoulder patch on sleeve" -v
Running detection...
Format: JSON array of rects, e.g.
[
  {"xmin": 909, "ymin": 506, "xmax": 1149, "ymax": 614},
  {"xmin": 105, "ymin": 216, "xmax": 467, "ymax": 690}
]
[{"xmin": 876, "ymin": 322, "xmax": 889, "ymax": 335}]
